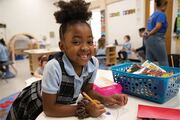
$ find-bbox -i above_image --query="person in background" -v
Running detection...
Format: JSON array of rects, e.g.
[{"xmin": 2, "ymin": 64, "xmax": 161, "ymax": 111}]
[
  {"xmin": 132, "ymin": 28, "xmax": 146, "ymax": 61},
  {"xmin": 33, "ymin": 55, "xmax": 48, "ymax": 79},
  {"xmin": 101, "ymin": 34, "xmax": 105, "ymax": 39},
  {"xmin": 39, "ymin": 36, "xmax": 47, "ymax": 49},
  {"xmin": 118, "ymin": 35, "xmax": 131, "ymax": 60},
  {"xmin": 96, "ymin": 37, "xmax": 106, "ymax": 69},
  {"xmin": 0, "ymin": 38, "xmax": 15, "ymax": 78},
  {"xmin": 144, "ymin": 0, "xmax": 169, "ymax": 66}
]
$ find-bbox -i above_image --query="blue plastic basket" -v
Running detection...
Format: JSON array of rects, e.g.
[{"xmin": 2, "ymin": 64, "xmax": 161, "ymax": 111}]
[{"xmin": 111, "ymin": 63, "xmax": 180, "ymax": 103}]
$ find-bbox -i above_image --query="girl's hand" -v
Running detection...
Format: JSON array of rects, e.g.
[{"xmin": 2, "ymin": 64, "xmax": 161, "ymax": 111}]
[
  {"xmin": 86, "ymin": 100, "xmax": 106, "ymax": 117},
  {"xmin": 103, "ymin": 94, "xmax": 128, "ymax": 107}
]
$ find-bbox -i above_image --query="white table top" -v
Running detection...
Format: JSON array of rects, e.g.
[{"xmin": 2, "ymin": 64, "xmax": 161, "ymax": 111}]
[
  {"xmin": 36, "ymin": 70, "xmax": 180, "ymax": 120},
  {"xmin": 24, "ymin": 48, "xmax": 60, "ymax": 54}
]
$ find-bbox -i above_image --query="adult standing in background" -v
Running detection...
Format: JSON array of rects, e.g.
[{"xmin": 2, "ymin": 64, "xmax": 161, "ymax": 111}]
[{"xmin": 145, "ymin": 0, "xmax": 169, "ymax": 66}]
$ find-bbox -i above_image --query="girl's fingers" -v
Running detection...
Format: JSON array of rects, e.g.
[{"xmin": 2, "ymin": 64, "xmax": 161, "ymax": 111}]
[
  {"xmin": 115, "ymin": 94, "xmax": 128, "ymax": 105},
  {"xmin": 121, "ymin": 94, "xmax": 128, "ymax": 105},
  {"xmin": 99, "ymin": 108, "xmax": 106, "ymax": 114},
  {"xmin": 96, "ymin": 104, "xmax": 105, "ymax": 109},
  {"xmin": 124, "ymin": 95, "xmax": 128, "ymax": 105}
]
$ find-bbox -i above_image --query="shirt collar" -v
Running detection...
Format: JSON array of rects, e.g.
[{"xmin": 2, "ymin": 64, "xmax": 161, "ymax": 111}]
[{"xmin": 62, "ymin": 54, "xmax": 96, "ymax": 77}]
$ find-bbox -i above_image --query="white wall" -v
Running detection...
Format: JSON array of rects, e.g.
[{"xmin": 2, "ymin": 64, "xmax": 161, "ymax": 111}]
[
  {"xmin": 0, "ymin": 0, "xmax": 177, "ymax": 53},
  {"xmin": 90, "ymin": 9, "xmax": 101, "ymax": 45},
  {"xmin": 0, "ymin": 0, "xmax": 59, "ymax": 48},
  {"xmin": 106, "ymin": 0, "xmax": 145, "ymax": 49}
]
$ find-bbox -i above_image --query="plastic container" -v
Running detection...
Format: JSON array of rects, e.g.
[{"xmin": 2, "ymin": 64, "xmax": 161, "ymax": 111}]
[
  {"xmin": 93, "ymin": 84, "xmax": 122, "ymax": 96},
  {"xmin": 111, "ymin": 63, "xmax": 180, "ymax": 103}
]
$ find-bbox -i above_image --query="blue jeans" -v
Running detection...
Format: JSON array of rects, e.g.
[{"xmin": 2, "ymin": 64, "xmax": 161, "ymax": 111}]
[
  {"xmin": 97, "ymin": 58, "xmax": 108, "ymax": 70},
  {"xmin": 145, "ymin": 33, "xmax": 169, "ymax": 66}
]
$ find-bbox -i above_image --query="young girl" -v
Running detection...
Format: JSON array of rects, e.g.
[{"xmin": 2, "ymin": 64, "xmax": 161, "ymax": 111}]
[
  {"xmin": 42, "ymin": 0, "xmax": 127, "ymax": 118},
  {"xmin": 118, "ymin": 35, "xmax": 131, "ymax": 60},
  {"xmin": 96, "ymin": 37, "xmax": 106, "ymax": 69},
  {"xmin": 33, "ymin": 55, "xmax": 48, "ymax": 79},
  {"xmin": 7, "ymin": 0, "xmax": 128, "ymax": 119}
]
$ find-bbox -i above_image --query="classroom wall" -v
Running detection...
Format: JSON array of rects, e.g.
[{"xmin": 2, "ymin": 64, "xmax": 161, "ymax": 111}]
[
  {"xmin": 0, "ymin": 0, "xmax": 59, "ymax": 48},
  {"xmin": 90, "ymin": 0, "xmax": 178, "ymax": 54},
  {"xmin": 106, "ymin": 0, "xmax": 145, "ymax": 49},
  {"xmin": 90, "ymin": 9, "xmax": 101, "ymax": 44},
  {"xmin": 0, "ymin": 0, "xmax": 178, "ymax": 53}
]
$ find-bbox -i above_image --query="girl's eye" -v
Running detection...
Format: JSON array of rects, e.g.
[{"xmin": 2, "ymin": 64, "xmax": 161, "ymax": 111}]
[
  {"xmin": 88, "ymin": 40, "xmax": 94, "ymax": 46},
  {"xmin": 72, "ymin": 40, "xmax": 81, "ymax": 45}
]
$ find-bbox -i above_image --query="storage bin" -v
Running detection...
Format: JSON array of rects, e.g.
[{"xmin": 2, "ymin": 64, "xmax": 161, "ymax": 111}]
[
  {"xmin": 111, "ymin": 63, "xmax": 180, "ymax": 103},
  {"xmin": 93, "ymin": 84, "xmax": 122, "ymax": 96}
]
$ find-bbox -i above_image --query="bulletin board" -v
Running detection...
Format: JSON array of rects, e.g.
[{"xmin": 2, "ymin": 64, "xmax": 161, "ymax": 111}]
[
  {"xmin": 101, "ymin": 10, "xmax": 106, "ymax": 36},
  {"xmin": 106, "ymin": 0, "xmax": 142, "ymax": 49}
]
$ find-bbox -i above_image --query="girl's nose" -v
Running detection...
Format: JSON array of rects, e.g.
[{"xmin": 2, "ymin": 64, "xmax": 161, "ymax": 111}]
[{"xmin": 81, "ymin": 45, "xmax": 89, "ymax": 52}]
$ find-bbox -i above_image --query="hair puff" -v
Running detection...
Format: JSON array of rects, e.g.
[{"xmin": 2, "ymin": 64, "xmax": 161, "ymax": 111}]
[{"xmin": 54, "ymin": 0, "xmax": 92, "ymax": 24}]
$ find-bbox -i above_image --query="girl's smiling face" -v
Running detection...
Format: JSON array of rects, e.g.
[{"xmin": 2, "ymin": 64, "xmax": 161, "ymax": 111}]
[{"xmin": 60, "ymin": 23, "xmax": 94, "ymax": 69}]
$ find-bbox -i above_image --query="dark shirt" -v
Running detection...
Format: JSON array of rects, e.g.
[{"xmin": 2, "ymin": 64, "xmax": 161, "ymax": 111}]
[{"xmin": 136, "ymin": 39, "xmax": 146, "ymax": 53}]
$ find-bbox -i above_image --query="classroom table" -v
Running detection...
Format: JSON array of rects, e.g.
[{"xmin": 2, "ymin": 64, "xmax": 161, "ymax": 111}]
[
  {"xmin": 36, "ymin": 70, "xmax": 180, "ymax": 120},
  {"xmin": 24, "ymin": 48, "xmax": 60, "ymax": 75}
]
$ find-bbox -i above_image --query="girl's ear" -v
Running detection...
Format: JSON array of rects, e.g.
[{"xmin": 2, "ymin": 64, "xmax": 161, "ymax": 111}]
[{"xmin": 59, "ymin": 41, "xmax": 64, "ymax": 51}]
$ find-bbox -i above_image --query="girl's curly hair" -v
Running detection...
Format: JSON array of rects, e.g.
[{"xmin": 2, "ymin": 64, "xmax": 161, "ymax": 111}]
[{"xmin": 54, "ymin": 0, "xmax": 92, "ymax": 40}]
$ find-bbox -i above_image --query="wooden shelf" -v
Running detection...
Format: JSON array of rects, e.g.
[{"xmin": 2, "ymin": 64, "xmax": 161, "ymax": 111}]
[{"xmin": 106, "ymin": 46, "xmax": 116, "ymax": 65}]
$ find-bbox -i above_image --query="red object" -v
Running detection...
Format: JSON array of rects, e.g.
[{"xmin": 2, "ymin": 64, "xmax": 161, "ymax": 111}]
[
  {"xmin": 0, "ymin": 100, "xmax": 13, "ymax": 109},
  {"xmin": 93, "ymin": 84, "xmax": 122, "ymax": 96},
  {"xmin": 137, "ymin": 104, "xmax": 180, "ymax": 120}
]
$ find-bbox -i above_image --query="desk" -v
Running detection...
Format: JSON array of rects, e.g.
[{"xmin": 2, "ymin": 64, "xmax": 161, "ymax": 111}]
[
  {"xmin": 36, "ymin": 70, "xmax": 180, "ymax": 120},
  {"xmin": 24, "ymin": 48, "xmax": 60, "ymax": 74},
  {"xmin": 25, "ymin": 77, "xmax": 41, "ymax": 87}
]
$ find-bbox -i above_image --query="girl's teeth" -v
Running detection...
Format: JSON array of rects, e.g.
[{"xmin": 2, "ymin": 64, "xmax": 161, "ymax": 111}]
[{"xmin": 81, "ymin": 55, "xmax": 87, "ymax": 59}]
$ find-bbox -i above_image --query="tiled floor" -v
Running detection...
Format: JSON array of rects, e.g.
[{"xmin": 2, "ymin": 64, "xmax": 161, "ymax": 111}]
[{"xmin": 0, "ymin": 59, "xmax": 31, "ymax": 99}]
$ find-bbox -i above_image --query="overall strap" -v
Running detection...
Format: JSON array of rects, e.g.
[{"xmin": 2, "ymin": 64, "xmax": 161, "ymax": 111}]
[{"xmin": 54, "ymin": 52, "xmax": 95, "ymax": 104}]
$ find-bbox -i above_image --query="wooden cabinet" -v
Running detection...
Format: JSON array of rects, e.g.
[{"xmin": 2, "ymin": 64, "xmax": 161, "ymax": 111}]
[{"xmin": 106, "ymin": 45, "xmax": 116, "ymax": 65}]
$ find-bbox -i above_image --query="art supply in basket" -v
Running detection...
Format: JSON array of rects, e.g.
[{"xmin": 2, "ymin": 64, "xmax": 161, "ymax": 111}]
[
  {"xmin": 142, "ymin": 60, "xmax": 166, "ymax": 72},
  {"xmin": 126, "ymin": 64, "xmax": 142, "ymax": 73},
  {"xmin": 140, "ymin": 67, "xmax": 173, "ymax": 77},
  {"xmin": 126, "ymin": 61, "xmax": 174, "ymax": 77}
]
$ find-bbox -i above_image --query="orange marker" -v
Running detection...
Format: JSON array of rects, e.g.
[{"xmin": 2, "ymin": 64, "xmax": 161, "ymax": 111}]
[{"xmin": 82, "ymin": 92, "xmax": 98, "ymax": 106}]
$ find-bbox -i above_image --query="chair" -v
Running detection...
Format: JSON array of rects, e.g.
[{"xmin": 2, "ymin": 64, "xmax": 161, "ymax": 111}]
[
  {"xmin": 168, "ymin": 54, "xmax": 180, "ymax": 67},
  {"xmin": 0, "ymin": 61, "xmax": 17, "ymax": 82}
]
